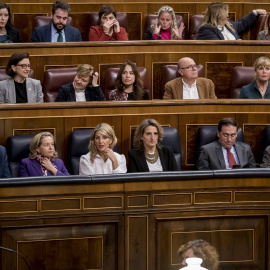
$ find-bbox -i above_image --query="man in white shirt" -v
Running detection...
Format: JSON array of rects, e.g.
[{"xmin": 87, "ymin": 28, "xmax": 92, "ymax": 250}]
[{"xmin": 163, "ymin": 57, "xmax": 217, "ymax": 99}]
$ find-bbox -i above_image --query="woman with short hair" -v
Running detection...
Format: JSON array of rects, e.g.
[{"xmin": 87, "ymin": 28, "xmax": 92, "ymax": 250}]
[
  {"xmin": 239, "ymin": 56, "xmax": 270, "ymax": 99},
  {"xmin": 109, "ymin": 60, "xmax": 149, "ymax": 101},
  {"xmin": 128, "ymin": 119, "xmax": 179, "ymax": 172},
  {"xmin": 19, "ymin": 132, "xmax": 69, "ymax": 177},
  {"xmin": 0, "ymin": 52, "xmax": 43, "ymax": 103},
  {"xmin": 55, "ymin": 64, "xmax": 105, "ymax": 102},
  {"xmin": 79, "ymin": 123, "xmax": 127, "ymax": 175}
]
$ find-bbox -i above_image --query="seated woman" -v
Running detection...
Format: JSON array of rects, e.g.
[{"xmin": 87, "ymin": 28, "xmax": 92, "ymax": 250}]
[
  {"xmin": 239, "ymin": 56, "xmax": 270, "ymax": 99},
  {"xmin": 259, "ymin": 14, "xmax": 270, "ymax": 40},
  {"xmin": 19, "ymin": 132, "xmax": 69, "ymax": 177},
  {"xmin": 55, "ymin": 64, "xmax": 105, "ymax": 102},
  {"xmin": 178, "ymin": 239, "xmax": 219, "ymax": 270},
  {"xmin": 89, "ymin": 6, "xmax": 128, "ymax": 41},
  {"xmin": 0, "ymin": 3, "xmax": 22, "ymax": 43},
  {"xmin": 145, "ymin": 5, "xmax": 184, "ymax": 40},
  {"xmin": 79, "ymin": 123, "xmax": 127, "ymax": 175},
  {"xmin": 260, "ymin": 145, "xmax": 270, "ymax": 167},
  {"xmin": 197, "ymin": 2, "xmax": 266, "ymax": 40},
  {"xmin": 128, "ymin": 119, "xmax": 179, "ymax": 172},
  {"xmin": 109, "ymin": 61, "xmax": 150, "ymax": 101},
  {"xmin": 0, "ymin": 52, "xmax": 43, "ymax": 103}
]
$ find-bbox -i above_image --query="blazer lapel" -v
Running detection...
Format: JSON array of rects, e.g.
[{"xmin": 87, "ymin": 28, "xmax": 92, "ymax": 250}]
[
  {"xmin": 70, "ymin": 84, "xmax": 76, "ymax": 101},
  {"xmin": 137, "ymin": 151, "xmax": 149, "ymax": 172},
  {"xmin": 64, "ymin": 26, "xmax": 71, "ymax": 42},
  {"xmin": 25, "ymin": 78, "xmax": 34, "ymax": 103},
  {"xmin": 234, "ymin": 142, "xmax": 244, "ymax": 165},
  {"xmin": 31, "ymin": 159, "xmax": 44, "ymax": 176},
  {"xmin": 215, "ymin": 142, "xmax": 226, "ymax": 169},
  {"xmin": 196, "ymin": 80, "xmax": 205, "ymax": 99},
  {"xmin": 177, "ymin": 78, "xmax": 183, "ymax": 99},
  {"xmin": 157, "ymin": 147, "xmax": 167, "ymax": 171},
  {"xmin": 7, "ymin": 79, "xmax": 16, "ymax": 103}
]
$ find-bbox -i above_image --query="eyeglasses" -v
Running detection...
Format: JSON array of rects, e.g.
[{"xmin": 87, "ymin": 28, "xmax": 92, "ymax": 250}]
[
  {"xmin": 180, "ymin": 65, "xmax": 198, "ymax": 70},
  {"xmin": 16, "ymin": 64, "xmax": 31, "ymax": 69}
]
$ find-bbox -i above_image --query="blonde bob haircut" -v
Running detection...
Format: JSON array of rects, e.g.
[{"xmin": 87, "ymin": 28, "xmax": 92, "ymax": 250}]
[
  {"xmin": 151, "ymin": 5, "xmax": 180, "ymax": 40},
  {"xmin": 254, "ymin": 56, "xmax": 270, "ymax": 71},
  {"xmin": 29, "ymin": 132, "xmax": 58, "ymax": 160},
  {"xmin": 178, "ymin": 239, "xmax": 219, "ymax": 270},
  {"xmin": 76, "ymin": 64, "xmax": 95, "ymax": 85},
  {"xmin": 133, "ymin": 119, "xmax": 163, "ymax": 151},
  {"xmin": 202, "ymin": 2, "xmax": 235, "ymax": 32},
  {"xmin": 88, "ymin": 123, "xmax": 117, "ymax": 163}
]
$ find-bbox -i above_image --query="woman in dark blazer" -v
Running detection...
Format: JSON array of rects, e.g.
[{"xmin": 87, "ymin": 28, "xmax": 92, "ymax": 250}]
[
  {"xmin": 19, "ymin": 132, "xmax": 69, "ymax": 177},
  {"xmin": 55, "ymin": 64, "xmax": 105, "ymax": 102},
  {"xmin": 0, "ymin": 3, "xmax": 22, "ymax": 43},
  {"xmin": 128, "ymin": 119, "xmax": 179, "ymax": 172}
]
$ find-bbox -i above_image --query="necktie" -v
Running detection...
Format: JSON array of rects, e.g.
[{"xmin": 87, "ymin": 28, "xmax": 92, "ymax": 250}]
[
  {"xmin": 57, "ymin": 30, "xmax": 63, "ymax": 42},
  {"xmin": 226, "ymin": 148, "xmax": 236, "ymax": 168}
]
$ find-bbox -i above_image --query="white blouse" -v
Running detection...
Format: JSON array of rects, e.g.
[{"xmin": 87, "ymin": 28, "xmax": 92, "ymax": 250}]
[{"xmin": 79, "ymin": 152, "xmax": 127, "ymax": 175}]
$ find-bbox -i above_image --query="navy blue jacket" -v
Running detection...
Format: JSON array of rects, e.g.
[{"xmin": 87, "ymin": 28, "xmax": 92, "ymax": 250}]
[
  {"xmin": 0, "ymin": 145, "xmax": 11, "ymax": 178},
  {"xmin": 239, "ymin": 80, "xmax": 270, "ymax": 99},
  {"xmin": 31, "ymin": 24, "xmax": 82, "ymax": 42}
]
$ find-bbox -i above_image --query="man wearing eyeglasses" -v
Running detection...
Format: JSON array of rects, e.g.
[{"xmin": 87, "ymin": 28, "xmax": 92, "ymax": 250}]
[
  {"xmin": 196, "ymin": 117, "xmax": 256, "ymax": 170},
  {"xmin": 163, "ymin": 57, "xmax": 217, "ymax": 99}
]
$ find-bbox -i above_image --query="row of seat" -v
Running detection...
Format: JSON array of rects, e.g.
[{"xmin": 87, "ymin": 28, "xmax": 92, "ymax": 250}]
[
  {"xmin": 6, "ymin": 125, "xmax": 270, "ymax": 177},
  {"xmin": 0, "ymin": 65, "xmax": 255, "ymax": 101},
  {"xmin": 15, "ymin": 13, "xmax": 267, "ymax": 42}
]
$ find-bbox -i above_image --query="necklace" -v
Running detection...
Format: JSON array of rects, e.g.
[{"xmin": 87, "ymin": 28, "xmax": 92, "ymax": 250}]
[{"xmin": 144, "ymin": 148, "xmax": 159, "ymax": 164}]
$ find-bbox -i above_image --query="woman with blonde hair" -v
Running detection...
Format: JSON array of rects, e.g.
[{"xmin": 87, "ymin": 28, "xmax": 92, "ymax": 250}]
[
  {"xmin": 79, "ymin": 123, "xmax": 127, "ymax": 175},
  {"xmin": 259, "ymin": 13, "xmax": 270, "ymax": 40},
  {"xmin": 55, "ymin": 64, "xmax": 105, "ymax": 102},
  {"xmin": 128, "ymin": 119, "xmax": 179, "ymax": 172},
  {"xmin": 145, "ymin": 5, "xmax": 185, "ymax": 40},
  {"xmin": 19, "ymin": 132, "xmax": 69, "ymax": 177},
  {"xmin": 197, "ymin": 2, "xmax": 266, "ymax": 40},
  {"xmin": 239, "ymin": 56, "xmax": 270, "ymax": 99}
]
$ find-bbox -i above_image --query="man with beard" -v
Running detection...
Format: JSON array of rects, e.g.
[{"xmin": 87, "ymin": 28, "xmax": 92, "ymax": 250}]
[
  {"xmin": 31, "ymin": 1, "xmax": 81, "ymax": 42},
  {"xmin": 163, "ymin": 57, "xmax": 217, "ymax": 99}
]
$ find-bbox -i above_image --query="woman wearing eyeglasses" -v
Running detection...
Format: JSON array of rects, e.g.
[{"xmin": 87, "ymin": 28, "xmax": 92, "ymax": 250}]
[
  {"xmin": 197, "ymin": 2, "xmax": 266, "ymax": 40},
  {"xmin": 0, "ymin": 52, "xmax": 43, "ymax": 103}
]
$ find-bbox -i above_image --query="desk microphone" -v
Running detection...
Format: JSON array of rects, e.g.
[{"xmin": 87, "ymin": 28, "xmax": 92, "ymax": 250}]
[{"xmin": 0, "ymin": 246, "xmax": 31, "ymax": 270}]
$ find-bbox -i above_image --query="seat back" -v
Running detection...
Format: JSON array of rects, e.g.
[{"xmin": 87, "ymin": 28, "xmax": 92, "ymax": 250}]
[
  {"xmin": 251, "ymin": 14, "xmax": 267, "ymax": 40},
  {"xmin": 162, "ymin": 127, "xmax": 182, "ymax": 170},
  {"xmin": 161, "ymin": 64, "xmax": 204, "ymax": 99},
  {"xmin": 104, "ymin": 67, "xmax": 151, "ymax": 99},
  {"xmin": 260, "ymin": 126, "xmax": 270, "ymax": 162},
  {"xmin": 0, "ymin": 69, "xmax": 34, "ymax": 81},
  {"xmin": 143, "ymin": 14, "xmax": 184, "ymax": 40},
  {"xmin": 89, "ymin": 12, "xmax": 129, "ymax": 33},
  {"xmin": 230, "ymin": 66, "xmax": 254, "ymax": 98},
  {"xmin": 43, "ymin": 67, "xmax": 77, "ymax": 102},
  {"xmin": 189, "ymin": 15, "xmax": 204, "ymax": 40},
  {"xmin": 34, "ymin": 16, "xmax": 73, "ymax": 28},
  {"xmin": 68, "ymin": 129, "xmax": 119, "ymax": 175},
  {"xmin": 194, "ymin": 125, "xmax": 244, "ymax": 163},
  {"xmin": 6, "ymin": 135, "xmax": 35, "ymax": 177}
]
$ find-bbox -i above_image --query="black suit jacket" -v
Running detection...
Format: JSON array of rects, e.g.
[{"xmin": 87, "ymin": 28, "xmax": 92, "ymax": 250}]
[
  {"xmin": 31, "ymin": 24, "xmax": 82, "ymax": 42},
  {"xmin": 55, "ymin": 83, "xmax": 105, "ymax": 102},
  {"xmin": 6, "ymin": 26, "xmax": 22, "ymax": 43},
  {"xmin": 196, "ymin": 140, "xmax": 256, "ymax": 170},
  {"xmin": 128, "ymin": 145, "xmax": 179, "ymax": 172}
]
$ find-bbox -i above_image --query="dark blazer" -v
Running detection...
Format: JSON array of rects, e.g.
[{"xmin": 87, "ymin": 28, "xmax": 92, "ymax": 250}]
[
  {"xmin": 128, "ymin": 145, "xmax": 179, "ymax": 172},
  {"xmin": 239, "ymin": 80, "xmax": 270, "ymax": 99},
  {"xmin": 196, "ymin": 140, "xmax": 256, "ymax": 170},
  {"xmin": 55, "ymin": 83, "xmax": 105, "ymax": 102},
  {"xmin": 6, "ymin": 26, "xmax": 22, "ymax": 43},
  {"xmin": 0, "ymin": 145, "xmax": 11, "ymax": 178},
  {"xmin": 19, "ymin": 158, "xmax": 70, "ymax": 177},
  {"xmin": 145, "ymin": 28, "xmax": 161, "ymax": 40},
  {"xmin": 31, "ymin": 24, "xmax": 82, "ymax": 42},
  {"xmin": 197, "ymin": 12, "xmax": 258, "ymax": 40}
]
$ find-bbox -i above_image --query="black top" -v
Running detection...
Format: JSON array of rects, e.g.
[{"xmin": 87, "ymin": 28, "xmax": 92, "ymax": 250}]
[
  {"xmin": 127, "ymin": 89, "xmax": 150, "ymax": 100},
  {"xmin": 6, "ymin": 26, "xmax": 22, "ymax": 43},
  {"xmin": 128, "ymin": 145, "xmax": 179, "ymax": 172},
  {"xmin": 15, "ymin": 80, "xmax": 28, "ymax": 103},
  {"xmin": 55, "ymin": 83, "xmax": 105, "ymax": 102},
  {"xmin": 145, "ymin": 28, "xmax": 161, "ymax": 40}
]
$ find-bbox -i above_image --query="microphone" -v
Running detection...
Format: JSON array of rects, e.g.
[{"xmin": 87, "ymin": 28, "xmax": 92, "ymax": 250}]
[{"xmin": 0, "ymin": 246, "xmax": 31, "ymax": 270}]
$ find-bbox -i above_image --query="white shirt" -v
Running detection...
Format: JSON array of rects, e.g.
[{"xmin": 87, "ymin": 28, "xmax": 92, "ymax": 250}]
[
  {"xmin": 217, "ymin": 25, "xmax": 236, "ymax": 40},
  {"xmin": 182, "ymin": 78, "xmax": 199, "ymax": 99},
  {"xmin": 147, "ymin": 156, "xmax": 163, "ymax": 172},
  {"xmin": 79, "ymin": 152, "xmax": 127, "ymax": 175},
  {"xmin": 51, "ymin": 24, "xmax": 66, "ymax": 42},
  {"xmin": 75, "ymin": 90, "xmax": 86, "ymax": 101}
]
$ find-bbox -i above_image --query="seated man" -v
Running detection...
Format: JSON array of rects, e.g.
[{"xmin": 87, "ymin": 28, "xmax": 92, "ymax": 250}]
[
  {"xmin": 0, "ymin": 145, "xmax": 11, "ymax": 178},
  {"xmin": 163, "ymin": 57, "xmax": 217, "ymax": 99},
  {"xmin": 31, "ymin": 1, "xmax": 82, "ymax": 42},
  {"xmin": 197, "ymin": 117, "xmax": 256, "ymax": 170}
]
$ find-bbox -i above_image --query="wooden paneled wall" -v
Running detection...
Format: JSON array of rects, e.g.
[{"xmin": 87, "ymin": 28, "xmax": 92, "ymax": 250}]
[
  {"xmin": 1, "ymin": 173, "xmax": 270, "ymax": 270},
  {"xmin": 0, "ymin": 100, "xmax": 270, "ymax": 170}
]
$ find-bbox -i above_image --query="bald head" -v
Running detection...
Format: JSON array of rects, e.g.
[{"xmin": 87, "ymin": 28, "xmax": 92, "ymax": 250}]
[{"xmin": 177, "ymin": 57, "xmax": 198, "ymax": 84}]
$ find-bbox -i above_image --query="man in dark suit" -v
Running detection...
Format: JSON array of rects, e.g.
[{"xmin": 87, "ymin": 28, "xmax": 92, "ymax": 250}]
[
  {"xmin": 0, "ymin": 145, "xmax": 11, "ymax": 178},
  {"xmin": 197, "ymin": 117, "xmax": 256, "ymax": 170},
  {"xmin": 31, "ymin": 1, "xmax": 82, "ymax": 42},
  {"xmin": 163, "ymin": 57, "xmax": 217, "ymax": 100}
]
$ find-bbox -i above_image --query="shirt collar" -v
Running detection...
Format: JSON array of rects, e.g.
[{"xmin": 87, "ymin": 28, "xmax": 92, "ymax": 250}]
[{"xmin": 182, "ymin": 78, "xmax": 196, "ymax": 87}]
